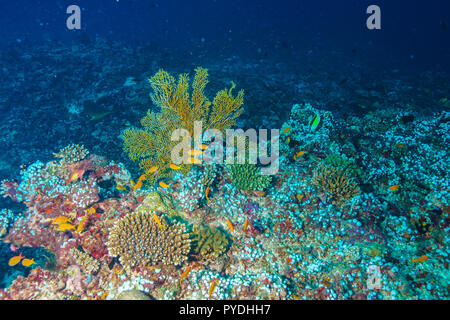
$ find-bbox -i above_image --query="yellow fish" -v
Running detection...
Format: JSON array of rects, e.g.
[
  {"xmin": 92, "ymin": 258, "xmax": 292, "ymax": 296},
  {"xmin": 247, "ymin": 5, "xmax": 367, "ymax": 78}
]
[
  {"xmin": 388, "ymin": 184, "xmax": 400, "ymax": 191},
  {"xmin": 296, "ymin": 193, "xmax": 304, "ymax": 202},
  {"xmin": 52, "ymin": 216, "xmax": 71, "ymax": 225},
  {"xmin": 116, "ymin": 184, "xmax": 126, "ymax": 191},
  {"xmin": 205, "ymin": 186, "xmax": 210, "ymax": 202},
  {"xmin": 286, "ymin": 137, "xmax": 291, "ymax": 144},
  {"xmin": 294, "ymin": 150, "xmax": 306, "ymax": 160},
  {"xmin": 56, "ymin": 223, "xmax": 76, "ymax": 232},
  {"xmin": 208, "ymin": 279, "xmax": 218, "ymax": 299},
  {"xmin": 153, "ymin": 213, "xmax": 164, "ymax": 230},
  {"xmin": 189, "ymin": 149, "xmax": 203, "ymax": 156},
  {"xmin": 199, "ymin": 144, "xmax": 209, "ymax": 150},
  {"xmin": 411, "ymin": 255, "xmax": 429, "ymax": 263},
  {"xmin": 226, "ymin": 218, "xmax": 235, "ymax": 237},
  {"xmin": 169, "ymin": 163, "xmax": 182, "ymax": 170},
  {"xmin": 159, "ymin": 181, "xmax": 171, "ymax": 189},
  {"xmin": 86, "ymin": 207, "xmax": 96, "ymax": 215},
  {"xmin": 282, "ymin": 127, "xmax": 291, "ymax": 135},
  {"xmin": 243, "ymin": 218, "xmax": 248, "ymax": 232},
  {"xmin": 133, "ymin": 180, "xmax": 143, "ymax": 191},
  {"xmin": 22, "ymin": 258, "xmax": 36, "ymax": 267},
  {"xmin": 8, "ymin": 252, "xmax": 24, "ymax": 266},
  {"xmin": 147, "ymin": 166, "xmax": 158, "ymax": 174},
  {"xmin": 76, "ymin": 216, "xmax": 88, "ymax": 233},
  {"xmin": 188, "ymin": 157, "xmax": 202, "ymax": 165},
  {"xmin": 179, "ymin": 266, "xmax": 191, "ymax": 285}
]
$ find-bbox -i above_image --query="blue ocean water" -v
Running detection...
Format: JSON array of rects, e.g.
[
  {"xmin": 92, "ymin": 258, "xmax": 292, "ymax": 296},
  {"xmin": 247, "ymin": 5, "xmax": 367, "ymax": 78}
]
[{"xmin": 0, "ymin": 0, "xmax": 449, "ymax": 300}]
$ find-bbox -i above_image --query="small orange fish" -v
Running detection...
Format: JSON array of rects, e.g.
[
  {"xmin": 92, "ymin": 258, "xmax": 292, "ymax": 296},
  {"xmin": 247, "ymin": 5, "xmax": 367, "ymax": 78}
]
[
  {"xmin": 147, "ymin": 166, "xmax": 158, "ymax": 174},
  {"xmin": 169, "ymin": 163, "xmax": 182, "ymax": 170},
  {"xmin": 116, "ymin": 184, "xmax": 126, "ymax": 191},
  {"xmin": 243, "ymin": 218, "xmax": 248, "ymax": 232},
  {"xmin": 294, "ymin": 150, "xmax": 306, "ymax": 160},
  {"xmin": 255, "ymin": 191, "xmax": 265, "ymax": 197},
  {"xmin": 159, "ymin": 181, "xmax": 171, "ymax": 189},
  {"xmin": 411, "ymin": 255, "xmax": 429, "ymax": 263},
  {"xmin": 226, "ymin": 219, "xmax": 235, "ymax": 237},
  {"xmin": 8, "ymin": 252, "xmax": 24, "ymax": 266},
  {"xmin": 189, "ymin": 149, "xmax": 204, "ymax": 156},
  {"xmin": 22, "ymin": 258, "xmax": 36, "ymax": 267},
  {"xmin": 205, "ymin": 186, "xmax": 210, "ymax": 202},
  {"xmin": 179, "ymin": 266, "xmax": 191, "ymax": 285},
  {"xmin": 282, "ymin": 127, "xmax": 291, "ymax": 135},
  {"xmin": 208, "ymin": 279, "xmax": 217, "ymax": 299},
  {"xmin": 45, "ymin": 208, "xmax": 53, "ymax": 214},
  {"xmin": 286, "ymin": 137, "xmax": 291, "ymax": 144},
  {"xmin": 388, "ymin": 184, "xmax": 400, "ymax": 191},
  {"xmin": 76, "ymin": 216, "xmax": 88, "ymax": 233},
  {"xmin": 188, "ymin": 157, "xmax": 202, "ymax": 165},
  {"xmin": 133, "ymin": 180, "xmax": 143, "ymax": 191},
  {"xmin": 56, "ymin": 223, "xmax": 76, "ymax": 232},
  {"xmin": 394, "ymin": 143, "xmax": 405, "ymax": 149},
  {"xmin": 52, "ymin": 216, "xmax": 71, "ymax": 225},
  {"xmin": 153, "ymin": 213, "xmax": 163, "ymax": 230},
  {"xmin": 296, "ymin": 193, "xmax": 304, "ymax": 202},
  {"xmin": 68, "ymin": 169, "xmax": 85, "ymax": 183},
  {"xmin": 199, "ymin": 144, "xmax": 209, "ymax": 150}
]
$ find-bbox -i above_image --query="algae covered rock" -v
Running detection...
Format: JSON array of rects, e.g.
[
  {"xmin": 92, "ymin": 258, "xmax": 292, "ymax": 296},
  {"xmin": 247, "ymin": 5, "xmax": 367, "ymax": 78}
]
[{"xmin": 191, "ymin": 224, "xmax": 230, "ymax": 260}]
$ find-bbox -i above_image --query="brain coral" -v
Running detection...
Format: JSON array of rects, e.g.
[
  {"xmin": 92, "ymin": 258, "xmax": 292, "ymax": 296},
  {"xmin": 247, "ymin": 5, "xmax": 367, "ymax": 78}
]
[{"xmin": 107, "ymin": 211, "xmax": 191, "ymax": 273}]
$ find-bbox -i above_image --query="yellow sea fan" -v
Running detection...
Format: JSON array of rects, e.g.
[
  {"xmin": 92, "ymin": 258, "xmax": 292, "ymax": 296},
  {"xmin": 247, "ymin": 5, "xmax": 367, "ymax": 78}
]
[{"xmin": 123, "ymin": 67, "xmax": 244, "ymax": 178}]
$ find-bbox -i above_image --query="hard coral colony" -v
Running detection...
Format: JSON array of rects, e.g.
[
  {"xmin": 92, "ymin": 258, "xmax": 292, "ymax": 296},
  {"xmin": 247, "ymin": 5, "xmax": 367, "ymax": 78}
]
[{"xmin": 0, "ymin": 67, "xmax": 448, "ymax": 301}]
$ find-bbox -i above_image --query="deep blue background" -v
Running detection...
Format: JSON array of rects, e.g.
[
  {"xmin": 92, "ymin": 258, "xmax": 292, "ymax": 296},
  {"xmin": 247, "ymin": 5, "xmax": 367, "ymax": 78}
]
[{"xmin": 0, "ymin": 0, "xmax": 449, "ymax": 70}]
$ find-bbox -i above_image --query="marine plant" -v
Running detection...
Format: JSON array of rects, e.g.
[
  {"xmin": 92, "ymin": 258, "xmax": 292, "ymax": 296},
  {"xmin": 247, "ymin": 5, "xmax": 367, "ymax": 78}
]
[
  {"xmin": 106, "ymin": 211, "xmax": 191, "ymax": 273},
  {"xmin": 123, "ymin": 67, "xmax": 244, "ymax": 179}
]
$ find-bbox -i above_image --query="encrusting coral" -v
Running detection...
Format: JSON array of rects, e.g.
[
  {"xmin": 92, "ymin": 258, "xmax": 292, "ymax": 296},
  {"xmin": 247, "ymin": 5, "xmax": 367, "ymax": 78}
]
[
  {"xmin": 190, "ymin": 224, "xmax": 229, "ymax": 260},
  {"xmin": 123, "ymin": 67, "xmax": 244, "ymax": 179},
  {"xmin": 53, "ymin": 144, "xmax": 89, "ymax": 164},
  {"xmin": 312, "ymin": 164, "xmax": 360, "ymax": 207},
  {"xmin": 106, "ymin": 211, "xmax": 191, "ymax": 273},
  {"xmin": 70, "ymin": 247, "xmax": 100, "ymax": 275}
]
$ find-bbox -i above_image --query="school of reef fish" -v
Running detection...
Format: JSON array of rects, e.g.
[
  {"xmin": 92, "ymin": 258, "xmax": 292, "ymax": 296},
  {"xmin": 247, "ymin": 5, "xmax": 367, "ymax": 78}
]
[{"xmin": 0, "ymin": 66, "xmax": 449, "ymax": 300}]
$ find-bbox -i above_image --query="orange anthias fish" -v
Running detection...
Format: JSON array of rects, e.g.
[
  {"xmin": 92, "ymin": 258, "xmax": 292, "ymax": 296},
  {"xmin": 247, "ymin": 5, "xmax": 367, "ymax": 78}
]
[
  {"xmin": 179, "ymin": 266, "xmax": 191, "ymax": 285},
  {"xmin": 286, "ymin": 137, "xmax": 291, "ymax": 144},
  {"xmin": 255, "ymin": 191, "xmax": 265, "ymax": 197},
  {"xmin": 116, "ymin": 184, "xmax": 126, "ymax": 191},
  {"xmin": 8, "ymin": 252, "xmax": 24, "ymax": 266},
  {"xmin": 76, "ymin": 216, "xmax": 88, "ymax": 233},
  {"xmin": 226, "ymin": 219, "xmax": 235, "ymax": 237},
  {"xmin": 153, "ymin": 213, "xmax": 164, "ymax": 230},
  {"xmin": 294, "ymin": 150, "xmax": 306, "ymax": 160},
  {"xmin": 243, "ymin": 218, "xmax": 249, "ymax": 232},
  {"xmin": 208, "ymin": 279, "xmax": 218, "ymax": 299},
  {"xmin": 169, "ymin": 163, "xmax": 182, "ymax": 170},
  {"xmin": 282, "ymin": 127, "xmax": 291, "ymax": 135},
  {"xmin": 159, "ymin": 181, "xmax": 171, "ymax": 189},
  {"xmin": 205, "ymin": 186, "xmax": 210, "ymax": 202},
  {"xmin": 296, "ymin": 193, "xmax": 304, "ymax": 202},
  {"xmin": 199, "ymin": 144, "xmax": 209, "ymax": 150},
  {"xmin": 411, "ymin": 255, "xmax": 429, "ymax": 263},
  {"xmin": 52, "ymin": 216, "xmax": 72, "ymax": 225},
  {"xmin": 388, "ymin": 184, "xmax": 400, "ymax": 191},
  {"xmin": 67, "ymin": 169, "xmax": 85, "ymax": 183},
  {"xmin": 147, "ymin": 166, "xmax": 158, "ymax": 174},
  {"xmin": 56, "ymin": 223, "xmax": 76, "ymax": 232},
  {"xmin": 188, "ymin": 157, "xmax": 202, "ymax": 165},
  {"xmin": 189, "ymin": 149, "xmax": 204, "ymax": 156},
  {"xmin": 22, "ymin": 258, "xmax": 36, "ymax": 267}
]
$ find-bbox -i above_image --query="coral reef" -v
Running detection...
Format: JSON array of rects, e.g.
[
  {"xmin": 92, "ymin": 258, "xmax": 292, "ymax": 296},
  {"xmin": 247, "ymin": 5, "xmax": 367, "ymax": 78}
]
[
  {"xmin": 190, "ymin": 224, "xmax": 230, "ymax": 261},
  {"xmin": 106, "ymin": 211, "xmax": 191, "ymax": 273},
  {"xmin": 227, "ymin": 163, "xmax": 272, "ymax": 191},
  {"xmin": 53, "ymin": 144, "xmax": 89, "ymax": 164},
  {"xmin": 122, "ymin": 67, "xmax": 244, "ymax": 178},
  {"xmin": 70, "ymin": 248, "xmax": 100, "ymax": 275},
  {"xmin": 312, "ymin": 164, "xmax": 360, "ymax": 208}
]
